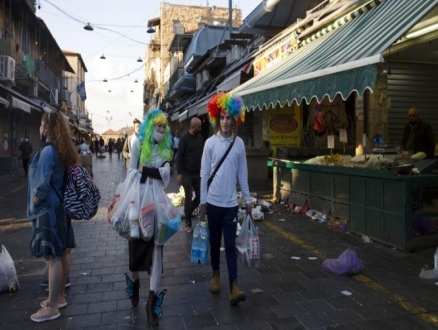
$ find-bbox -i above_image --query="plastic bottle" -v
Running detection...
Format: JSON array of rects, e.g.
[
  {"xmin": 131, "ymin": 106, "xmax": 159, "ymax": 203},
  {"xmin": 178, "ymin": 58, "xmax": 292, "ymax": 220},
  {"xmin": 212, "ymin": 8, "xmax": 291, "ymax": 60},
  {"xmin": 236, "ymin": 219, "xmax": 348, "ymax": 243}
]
[
  {"xmin": 128, "ymin": 201, "xmax": 140, "ymax": 239},
  {"xmin": 191, "ymin": 224, "xmax": 201, "ymax": 264},
  {"xmin": 434, "ymin": 247, "xmax": 438, "ymax": 269},
  {"xmin": 8, "ymin": 267, "xmax": 15, "ymax": 296},
  {"xmin": 198, "ymin": 221, "xmax": 209, "ymax": 265}
]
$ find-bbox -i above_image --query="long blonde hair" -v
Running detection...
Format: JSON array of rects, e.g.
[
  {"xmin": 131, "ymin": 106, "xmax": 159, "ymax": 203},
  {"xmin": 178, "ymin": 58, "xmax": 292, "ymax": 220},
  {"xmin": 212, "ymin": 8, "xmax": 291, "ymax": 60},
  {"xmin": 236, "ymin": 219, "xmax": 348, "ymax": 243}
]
[{"xmin": 43, "ymin": 112, "xmax": 79, "ymax": 167}]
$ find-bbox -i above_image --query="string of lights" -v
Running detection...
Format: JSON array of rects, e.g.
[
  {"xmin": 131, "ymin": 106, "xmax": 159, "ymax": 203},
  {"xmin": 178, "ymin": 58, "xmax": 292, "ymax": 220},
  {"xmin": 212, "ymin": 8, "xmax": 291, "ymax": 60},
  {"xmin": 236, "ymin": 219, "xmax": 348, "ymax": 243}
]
[{"xmin": 40, "ymin": 0, "xmax": 150, "ymax": 45}]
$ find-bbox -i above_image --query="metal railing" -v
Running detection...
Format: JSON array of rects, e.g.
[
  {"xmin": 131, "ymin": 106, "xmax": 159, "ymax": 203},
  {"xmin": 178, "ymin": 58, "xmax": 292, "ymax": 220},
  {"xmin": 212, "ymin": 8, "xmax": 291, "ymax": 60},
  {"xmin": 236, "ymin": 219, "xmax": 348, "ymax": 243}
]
[
  {"xmin": 169, "ymin": 67, "xmax": 184, "ymax": 90},
  {"xmin": 38, "ymin": 61, "xmax": 58, "ymax": 89}
]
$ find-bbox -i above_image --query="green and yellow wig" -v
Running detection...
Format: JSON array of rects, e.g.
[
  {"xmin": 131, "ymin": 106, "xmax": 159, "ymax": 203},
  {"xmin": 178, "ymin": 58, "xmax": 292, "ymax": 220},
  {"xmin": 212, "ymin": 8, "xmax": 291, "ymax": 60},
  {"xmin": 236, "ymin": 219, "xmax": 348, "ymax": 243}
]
[{"xmin": 138, "ymin": 109, "xmax": 172, "ymax": 164}]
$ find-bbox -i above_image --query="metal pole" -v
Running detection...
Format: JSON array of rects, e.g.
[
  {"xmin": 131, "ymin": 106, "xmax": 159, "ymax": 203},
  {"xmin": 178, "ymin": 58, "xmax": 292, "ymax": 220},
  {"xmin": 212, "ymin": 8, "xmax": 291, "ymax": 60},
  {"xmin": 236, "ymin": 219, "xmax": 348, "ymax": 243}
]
[{"xmin": 228, "ymin": 0, "xmax": 232, "ymax": 35}]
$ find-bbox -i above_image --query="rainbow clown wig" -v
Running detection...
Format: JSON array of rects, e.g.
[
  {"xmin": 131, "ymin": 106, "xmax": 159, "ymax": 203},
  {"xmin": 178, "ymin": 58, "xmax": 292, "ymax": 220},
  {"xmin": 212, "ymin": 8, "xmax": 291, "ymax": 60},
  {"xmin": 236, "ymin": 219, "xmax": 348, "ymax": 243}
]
[
  {"xmin": 137, "ymin": 109, "xmax": 172, "ymax": 164},
  {"xmin": 206, "ymin": 92, "xmax": 246, "ymax": 128}
]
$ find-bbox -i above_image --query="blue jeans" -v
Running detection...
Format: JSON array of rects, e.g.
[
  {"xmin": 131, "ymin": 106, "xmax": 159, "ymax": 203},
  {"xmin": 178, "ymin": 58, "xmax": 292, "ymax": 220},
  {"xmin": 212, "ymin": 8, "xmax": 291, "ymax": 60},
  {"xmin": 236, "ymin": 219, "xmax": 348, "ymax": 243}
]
[{"xmin": 207, "ymin": 203, "xmax": 239, "ymax": 284}]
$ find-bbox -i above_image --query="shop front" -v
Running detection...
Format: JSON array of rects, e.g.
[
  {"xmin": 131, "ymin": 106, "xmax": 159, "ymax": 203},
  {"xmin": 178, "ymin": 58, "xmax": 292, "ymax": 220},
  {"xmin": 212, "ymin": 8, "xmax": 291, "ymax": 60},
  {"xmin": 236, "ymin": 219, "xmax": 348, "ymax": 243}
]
[{"xmin": 233, "ymin": 0, "xmax": 438, "ymax": 250}]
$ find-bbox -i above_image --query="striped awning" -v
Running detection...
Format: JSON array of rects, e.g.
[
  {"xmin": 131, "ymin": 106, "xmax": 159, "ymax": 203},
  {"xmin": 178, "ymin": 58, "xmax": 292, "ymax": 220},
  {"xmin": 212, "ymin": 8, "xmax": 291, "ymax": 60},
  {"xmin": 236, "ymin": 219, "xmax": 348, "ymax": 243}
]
[{"xmin": 233, "ymin": 0, "xmax": 438, "ymax": 110}]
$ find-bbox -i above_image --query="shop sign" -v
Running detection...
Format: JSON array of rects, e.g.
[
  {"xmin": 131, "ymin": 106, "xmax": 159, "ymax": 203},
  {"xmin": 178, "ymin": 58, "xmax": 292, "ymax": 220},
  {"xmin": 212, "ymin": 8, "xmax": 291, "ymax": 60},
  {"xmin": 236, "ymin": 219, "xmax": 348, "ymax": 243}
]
[
  {"xmin": 253, "ymin": 33, "xmax": 299, "ymax": 77},
  {"xmin": 268, "ymin": 103, "xmax": 301, "ymax": 147}
]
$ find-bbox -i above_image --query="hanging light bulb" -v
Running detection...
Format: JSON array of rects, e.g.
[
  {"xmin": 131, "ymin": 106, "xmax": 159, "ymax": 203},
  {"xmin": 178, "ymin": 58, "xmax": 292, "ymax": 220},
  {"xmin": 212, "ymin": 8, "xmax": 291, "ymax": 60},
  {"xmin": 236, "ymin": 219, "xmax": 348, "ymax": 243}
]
[
  {"xmin": 84, "ymin": 23, "xmax": 94, "ymax": 31},
  {"xmin": 137, "ymin": 57, "xmax": 143, "ymax": 62},
  {"xmin": 100, "ymin": 54, "xmax": 106, "ymax": 59}
]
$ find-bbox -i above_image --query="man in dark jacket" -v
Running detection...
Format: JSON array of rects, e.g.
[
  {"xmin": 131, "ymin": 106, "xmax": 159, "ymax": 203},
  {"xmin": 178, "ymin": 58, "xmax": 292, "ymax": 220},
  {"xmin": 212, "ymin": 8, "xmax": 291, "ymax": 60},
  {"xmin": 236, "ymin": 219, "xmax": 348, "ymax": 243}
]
[
  {"xmin": 401, "ymin": 107, "xmax": 435, "ymax": 158},
  {"xmin": 19, "ymin": 136, "xmax": 33, "ymax": 177},
  {"xmin": 176, "ymin": 117, "xmax": 204, "ymax": 232}
]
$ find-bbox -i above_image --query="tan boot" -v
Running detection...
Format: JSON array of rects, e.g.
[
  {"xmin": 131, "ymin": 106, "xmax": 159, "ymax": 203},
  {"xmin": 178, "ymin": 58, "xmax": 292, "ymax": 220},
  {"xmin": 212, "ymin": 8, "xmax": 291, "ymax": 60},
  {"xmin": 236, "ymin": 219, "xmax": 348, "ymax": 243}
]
[
  {"xmin": 229, "ymin": 280, "xmax": 246, "ymax": 305},
  {"xmin": 210, "ymin": 270, "xmax": 220, "ymax": 294}
]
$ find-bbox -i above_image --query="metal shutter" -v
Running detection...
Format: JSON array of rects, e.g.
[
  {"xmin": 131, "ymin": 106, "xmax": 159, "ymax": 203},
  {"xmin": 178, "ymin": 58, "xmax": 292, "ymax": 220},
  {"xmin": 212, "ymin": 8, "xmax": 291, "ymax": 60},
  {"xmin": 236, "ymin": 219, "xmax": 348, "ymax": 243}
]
[{"xmin": 387, "ymin": 62, "xmax": 438, "ymax": 145}]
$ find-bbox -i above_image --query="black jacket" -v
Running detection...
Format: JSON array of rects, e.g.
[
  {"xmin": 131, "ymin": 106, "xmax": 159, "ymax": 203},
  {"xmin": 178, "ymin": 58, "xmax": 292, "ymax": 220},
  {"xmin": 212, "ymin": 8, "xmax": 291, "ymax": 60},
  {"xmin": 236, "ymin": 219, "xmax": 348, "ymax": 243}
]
[
  {"xmin": 177, "ymin": 132, "xmax": 204, "ymax": 175},
  {"xmin": 401, "ymin": 119, "xmax": 435, "ymax": 158}
]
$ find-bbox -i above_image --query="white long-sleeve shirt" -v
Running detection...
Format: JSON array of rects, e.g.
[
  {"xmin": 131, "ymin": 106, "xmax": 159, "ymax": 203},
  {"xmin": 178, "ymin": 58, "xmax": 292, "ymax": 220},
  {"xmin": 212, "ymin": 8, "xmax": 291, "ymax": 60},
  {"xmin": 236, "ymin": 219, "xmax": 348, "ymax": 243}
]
[{"xmin": 200, "ymin": 132, "xmax": 250, "ymax": 207}]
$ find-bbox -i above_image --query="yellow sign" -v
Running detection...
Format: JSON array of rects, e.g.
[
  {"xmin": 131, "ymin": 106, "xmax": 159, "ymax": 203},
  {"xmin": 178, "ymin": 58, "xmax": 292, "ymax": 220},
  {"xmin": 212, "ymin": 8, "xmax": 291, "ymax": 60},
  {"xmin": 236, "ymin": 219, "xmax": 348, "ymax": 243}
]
[{"xmin": 267, "ymin": 103, "xmax": 301, "ymax": 147}]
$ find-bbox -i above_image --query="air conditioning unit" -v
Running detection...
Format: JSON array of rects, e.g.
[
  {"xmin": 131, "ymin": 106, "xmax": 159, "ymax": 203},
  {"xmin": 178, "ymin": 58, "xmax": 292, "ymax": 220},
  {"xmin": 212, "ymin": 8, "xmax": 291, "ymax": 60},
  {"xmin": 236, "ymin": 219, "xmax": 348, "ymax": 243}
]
[
  {"xmin": 60, "ymin": 89, "xmax": 71, "ymax": 102},
  {"xmin": 50, "ymin": 88, "xmax": 58, "ymax": 106},
  {"xmin": 0, "ymin": 56, "xmax": 15, "ymax": 82}
]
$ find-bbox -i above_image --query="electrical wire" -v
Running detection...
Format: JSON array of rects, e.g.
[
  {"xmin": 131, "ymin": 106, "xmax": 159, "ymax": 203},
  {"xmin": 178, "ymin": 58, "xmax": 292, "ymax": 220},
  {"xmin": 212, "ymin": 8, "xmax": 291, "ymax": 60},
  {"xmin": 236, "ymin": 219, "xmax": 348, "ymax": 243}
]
[{"xmin": 41, "ymin": 0, "xmax": 149, "ymax": 45}]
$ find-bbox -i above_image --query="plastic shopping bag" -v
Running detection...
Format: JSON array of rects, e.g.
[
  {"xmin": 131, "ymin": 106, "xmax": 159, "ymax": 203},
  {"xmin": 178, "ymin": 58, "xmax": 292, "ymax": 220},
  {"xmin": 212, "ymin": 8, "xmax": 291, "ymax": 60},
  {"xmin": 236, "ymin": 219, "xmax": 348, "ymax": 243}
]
[
  {"xmin": 138, "ymin": 177, "xmax": 155, "ymax": 241},
  {"xmin": 108, "ymin": 172, "xmax": 141, "ymax": 240},
  {"xmin": 0, "ymin": 245, "xmax": 19, "ymax": 292},
  {"xmin": 236, "ymin": 215, "xmax": 260, "ymax": 267},
  {"xmin": 322, "ymin": 248, "xmax": 364, "ymax": 275},
  {"xmin": 152, "ymin": 179, "xmax": 182, "ymax": 245}
]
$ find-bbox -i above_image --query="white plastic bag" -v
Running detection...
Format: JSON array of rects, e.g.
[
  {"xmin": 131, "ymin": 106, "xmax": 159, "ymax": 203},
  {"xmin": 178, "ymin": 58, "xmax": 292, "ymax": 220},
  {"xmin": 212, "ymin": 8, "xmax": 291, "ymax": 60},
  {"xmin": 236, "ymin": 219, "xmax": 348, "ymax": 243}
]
[
  {"xmin": 236, "ymin": 215, "xmax": 260, "ymax": 267},
  {"xmin": 0, "ymin": 245, "xmax": 19, "ymax": 292},
  {"xmin": 152, "ymin": 179, "xmax": 182, "ymax": 245},
  {"xmin": 138, "ymin": 177, "xmax": 155, "ymax": 241},
  {"xmin": 108, "ymin": 172, "xmax": 141, "ymax": 240}
]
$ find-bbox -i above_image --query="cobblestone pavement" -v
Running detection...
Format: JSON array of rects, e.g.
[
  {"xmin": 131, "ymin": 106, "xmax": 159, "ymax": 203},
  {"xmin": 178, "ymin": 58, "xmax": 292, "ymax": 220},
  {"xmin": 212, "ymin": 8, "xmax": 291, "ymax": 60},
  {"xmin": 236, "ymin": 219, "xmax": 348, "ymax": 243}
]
[{"xmin": 0, "ymin": 155, "xmax": 438, "ymax": 329}]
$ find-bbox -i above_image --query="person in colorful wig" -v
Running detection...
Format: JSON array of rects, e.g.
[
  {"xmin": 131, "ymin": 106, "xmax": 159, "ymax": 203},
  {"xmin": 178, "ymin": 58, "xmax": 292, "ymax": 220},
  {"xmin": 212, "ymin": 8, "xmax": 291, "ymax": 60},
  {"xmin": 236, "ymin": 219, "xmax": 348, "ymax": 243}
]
[
  {"xmin": 125, "ymin": 109, "xmax": 172, "ymax": 327},
  {"xmin": 199, "ymin": 92, "xmax": 252, "ymax": 305}
]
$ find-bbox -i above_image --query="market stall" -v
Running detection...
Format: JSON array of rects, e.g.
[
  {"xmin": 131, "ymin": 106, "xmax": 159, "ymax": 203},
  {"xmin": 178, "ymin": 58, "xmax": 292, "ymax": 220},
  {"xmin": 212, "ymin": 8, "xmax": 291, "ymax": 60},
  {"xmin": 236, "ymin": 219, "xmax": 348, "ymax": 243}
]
[{"xmin": 268, "ymin": 155, "xmax": 438, "ymax": 251}]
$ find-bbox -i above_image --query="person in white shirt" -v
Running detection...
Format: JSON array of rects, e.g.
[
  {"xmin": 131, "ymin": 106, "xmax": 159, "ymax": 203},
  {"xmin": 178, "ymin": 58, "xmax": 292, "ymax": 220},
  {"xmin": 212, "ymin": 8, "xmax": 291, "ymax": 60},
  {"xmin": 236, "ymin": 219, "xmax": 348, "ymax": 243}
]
[
  {"xmin": 199, "ymin": 92, "xmax": 251, "ymax": 306},
  {"xmin": 122, "ymin": 118, "xmax": 141, "ymax": 168}
]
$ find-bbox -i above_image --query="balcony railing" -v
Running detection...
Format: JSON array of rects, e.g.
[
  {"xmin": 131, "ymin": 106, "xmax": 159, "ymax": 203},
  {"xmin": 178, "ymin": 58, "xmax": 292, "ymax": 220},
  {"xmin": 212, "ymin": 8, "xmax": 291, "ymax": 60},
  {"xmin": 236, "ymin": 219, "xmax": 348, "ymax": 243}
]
[
  {"xmin": 38, "ymin": 61, "xmax": 58, "ymax": 89},
  {"xmin": 169, "ymin": 67, "xmax": 184, "ymax": 91},
  {"xmin": 16, "ymin": 54, "xmax": 37, "ymax": 78}
]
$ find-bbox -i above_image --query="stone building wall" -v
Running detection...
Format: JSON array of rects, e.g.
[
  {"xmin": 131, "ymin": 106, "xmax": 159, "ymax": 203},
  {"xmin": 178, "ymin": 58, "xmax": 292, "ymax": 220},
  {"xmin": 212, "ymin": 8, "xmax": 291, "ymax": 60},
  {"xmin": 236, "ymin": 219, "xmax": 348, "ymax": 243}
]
[{"xmin": 145, "ymin": 3, "xmax": 242, "ymax": 111}]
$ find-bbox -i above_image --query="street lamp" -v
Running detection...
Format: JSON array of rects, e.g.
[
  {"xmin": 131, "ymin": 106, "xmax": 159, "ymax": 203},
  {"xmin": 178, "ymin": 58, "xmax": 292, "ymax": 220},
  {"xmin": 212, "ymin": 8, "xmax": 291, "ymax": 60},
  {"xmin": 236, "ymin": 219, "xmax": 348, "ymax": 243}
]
[
  {"xmin": 100, "ymin": 54, "xmax": 106, "ymax": 59},
  {"xmin": 147, "ymin": 27, "xmax": 156, "ymax": 34},
  {"xmin": 84, "ymin": 23, "xmax": 93, "ymax": 31},
  {"xmin": 137, "ymin": 57, "xmax": 143, "ymax": 62}
]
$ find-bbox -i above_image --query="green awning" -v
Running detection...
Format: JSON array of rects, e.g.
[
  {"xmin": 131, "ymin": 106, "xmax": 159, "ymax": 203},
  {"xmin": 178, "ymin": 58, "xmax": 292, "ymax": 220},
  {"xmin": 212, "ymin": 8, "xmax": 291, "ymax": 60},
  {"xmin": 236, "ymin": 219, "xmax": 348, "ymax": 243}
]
[{"xmin": 233, "ymin": 0, "xmax": 438, "ymax": 110}]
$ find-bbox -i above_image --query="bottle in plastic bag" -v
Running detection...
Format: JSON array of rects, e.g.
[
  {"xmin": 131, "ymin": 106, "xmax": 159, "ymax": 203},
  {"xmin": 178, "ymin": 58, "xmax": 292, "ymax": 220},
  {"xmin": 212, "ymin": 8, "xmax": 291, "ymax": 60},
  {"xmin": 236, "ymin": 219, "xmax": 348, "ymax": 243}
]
[
  {"xmin": 8, "ymin": 267, "xmax": 15, "ymax": 296},
  {"xmin": 198, "ymin": 222, "xmax": 209, "ymax": 265},
  {"xmin": 128, "ymin": 201, "xmax": 140, "ymax": 239},
  {"xmin": 191, "ymin": 224, "xmax": 201, "ymax": 264}
]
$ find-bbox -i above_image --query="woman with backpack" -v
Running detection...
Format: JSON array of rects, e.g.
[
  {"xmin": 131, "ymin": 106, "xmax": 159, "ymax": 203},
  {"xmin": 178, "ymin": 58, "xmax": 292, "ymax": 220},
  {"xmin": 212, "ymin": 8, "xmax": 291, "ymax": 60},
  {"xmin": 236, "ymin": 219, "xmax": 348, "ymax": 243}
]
[
  {"xmin": 125, "ymin": 109, "xmax": 172, "ymax": 327},
  {"xmin": 27, "ymin": 111, "xmax": 79, "ymax": 323}
]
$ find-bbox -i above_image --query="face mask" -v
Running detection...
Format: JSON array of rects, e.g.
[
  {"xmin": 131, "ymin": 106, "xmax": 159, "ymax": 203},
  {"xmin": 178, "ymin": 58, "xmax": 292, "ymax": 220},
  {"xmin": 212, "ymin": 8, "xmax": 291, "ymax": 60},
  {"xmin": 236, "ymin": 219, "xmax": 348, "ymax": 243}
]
[{"xmin": 153, "ymin": 131, "xmax": 164, "ymax": 143}]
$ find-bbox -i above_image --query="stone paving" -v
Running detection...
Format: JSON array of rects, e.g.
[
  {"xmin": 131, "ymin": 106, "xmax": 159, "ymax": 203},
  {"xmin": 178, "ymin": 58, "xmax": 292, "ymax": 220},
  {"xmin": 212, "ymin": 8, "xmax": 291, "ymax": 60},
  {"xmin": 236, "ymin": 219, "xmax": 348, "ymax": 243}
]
[{"xmin": 0, "ymin": 155, "xmax": 438, "ymax": 329}]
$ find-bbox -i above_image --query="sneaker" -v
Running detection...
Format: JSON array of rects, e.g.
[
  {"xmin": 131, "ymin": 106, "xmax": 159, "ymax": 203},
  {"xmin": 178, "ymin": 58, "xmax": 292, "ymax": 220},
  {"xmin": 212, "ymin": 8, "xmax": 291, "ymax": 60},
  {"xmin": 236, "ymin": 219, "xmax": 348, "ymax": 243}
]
[
  {"xmin": 40, "ymin": 294, "xmax": 68, "ymax": 309},
  {"xmin": 43, "ymin": 277, "xmax": 70, "ymax": 291},
  {"xmin": 31, "ymin": 306, "xmax": 60, "ymax": 323},
  {"xmin": 185, "ymin": 224, "xmax": 193, "ymax": 233}
]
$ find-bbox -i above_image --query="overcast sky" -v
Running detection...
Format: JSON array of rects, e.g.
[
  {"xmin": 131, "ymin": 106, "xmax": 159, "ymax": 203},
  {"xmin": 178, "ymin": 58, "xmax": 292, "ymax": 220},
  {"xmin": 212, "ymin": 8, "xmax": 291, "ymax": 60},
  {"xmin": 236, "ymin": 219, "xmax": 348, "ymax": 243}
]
[{"xmin": 36, "ymin": 0, "xmax": 259, "ymax": 134}]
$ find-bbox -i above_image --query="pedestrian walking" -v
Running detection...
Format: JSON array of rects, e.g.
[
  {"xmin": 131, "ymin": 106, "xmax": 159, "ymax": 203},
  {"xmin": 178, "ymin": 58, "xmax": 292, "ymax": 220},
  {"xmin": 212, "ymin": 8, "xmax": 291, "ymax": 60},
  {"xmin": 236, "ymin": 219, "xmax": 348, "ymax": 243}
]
[
  {"xmin": 108, "ymin": 138, "xmax": 115, "ymax": 160},
  {"xmin": 19, "ymin": 136, "xmax": 33, "ymax": 177},
  {"xmin": 172, "ymin": 132, "xmax": 180, "ymax": 165},
  {"xmin": 115, "ymin": 137, "xmax": 123, "ymax": 160},
  {"xmin": 124, "ymin": 110, "xmax": 172, "ymax": 327},
  {"xmin": 94, "ymin": 138, "xmax": 99, "ymax": 158},
  {"xmin": 27, "ymin": 110, "xmax": 79, "ymax": 322},
  {"xmin": 176, "ymin": 117, "xmax": 204, "ymax": 233},
  {"xmin": 122, "ymin": 118, "xmax": 141, "ymax": 168},
  {"xmin": 199, "ymin": 92, "xmax": 251, "ymax": 305}
]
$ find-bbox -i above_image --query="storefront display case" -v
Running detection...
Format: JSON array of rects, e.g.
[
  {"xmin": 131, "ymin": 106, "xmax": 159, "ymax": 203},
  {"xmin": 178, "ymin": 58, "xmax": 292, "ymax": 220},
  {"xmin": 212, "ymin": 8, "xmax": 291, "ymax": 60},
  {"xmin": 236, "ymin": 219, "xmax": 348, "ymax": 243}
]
[{"xmin": 268, "ymin": 157, "xmax": 438, "ymax": 251}]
